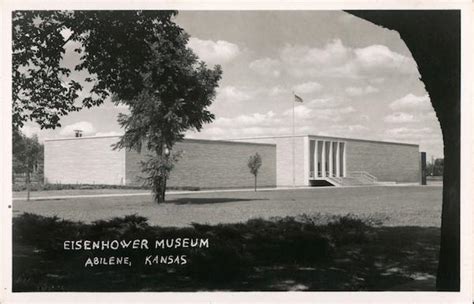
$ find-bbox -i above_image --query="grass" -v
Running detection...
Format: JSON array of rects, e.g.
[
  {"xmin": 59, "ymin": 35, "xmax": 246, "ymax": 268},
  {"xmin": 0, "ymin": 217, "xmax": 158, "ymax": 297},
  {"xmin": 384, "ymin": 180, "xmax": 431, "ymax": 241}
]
[
  {"xmin": 13, "ymin": 186, "xmax": 443, "ymax": 227},
  {"xmin": 12, "ymin": 213, "xmax": 439, "ymax": 292}
]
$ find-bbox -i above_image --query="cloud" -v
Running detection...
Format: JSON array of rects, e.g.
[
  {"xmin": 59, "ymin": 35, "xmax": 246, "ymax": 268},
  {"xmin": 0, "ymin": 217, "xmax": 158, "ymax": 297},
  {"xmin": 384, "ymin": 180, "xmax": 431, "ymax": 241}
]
[
  {"xmin": 216, "ymin": 86, "xmax": 254, "ymax": 102},
  {"xmin": 319, "ymin": 124, "xmax": 370, "ymax": 137},
  {"xmin": 187, "ymin": 110, "xmax": 288, "ymax": 139},
  {"xmin": 354, "ymin": 44, "xmax": 415, "ymax": 73},
  {"xmin": 249, "ymin": 58, "xmax": 281, "ymax": 77},
  {"xmin": 187, "ymin": 99, "xmax": 362, "ymax": 141},
  {"xmin": 284, "ymin": 105, "xmax": 313, "ymax": 119},
  {"xmin": 95, "ymin": 131, "xmax": 123, "ymax": 137},
  {"xmin": 283, "ymin": 104, "xmax": 355, "ymax": 121},
  {"xmin": 59, "ymin": 121, "xmax": 96, "ymax": 137},
  {"xmin": 268, "ymin": 86, "xmax": 287, "ymax": 96},
  {"xmin": 188, "ymin": 37, "xmax": 240, "ymax": 65},
  {"xmin": 383, "ymin": 112, "xmax": 416, "ymax": 123},
  {"xmin": 279, "ymin": 39, "xmax": 418, "ymax": 79},
  {"xmin": 20, "ymin": 124, "xmax": 42, "ymax": 138},
  {"xmin": 307, "ymin": 97, "xmax": 343, "ymax": 108},
  {"xmin": 369, "ymin": 77, "xmax": 385, "ymax": 84},
  {"xmin": 385, "ymin": 127, "xmax": 434, "ymax": 140},
  {"xmin": 215, "ymin": 111, "xmax": 280, "ymax": 128},
  {"xmin": 312, "ymin": 106, "xmax": 356, "ymax": 122},
  {"xmin": 345, "ymin": 85, "xmax": 379, "ymax": 96},
  {"xmin": 389, "ymin": 93, "xmax": 432, "ymax": 111},
  {"xmin": 280, "ymin": 39, "xmax": 350, "ymax": 78},
  {"xmin": 293, "ymin": 81, "xmax": 323, "ymax": 94}
]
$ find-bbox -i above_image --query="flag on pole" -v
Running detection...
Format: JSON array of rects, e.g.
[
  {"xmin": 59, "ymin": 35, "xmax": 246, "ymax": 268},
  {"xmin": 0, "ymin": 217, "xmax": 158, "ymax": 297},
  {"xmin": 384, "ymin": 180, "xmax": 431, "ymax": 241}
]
[{"xmin": 294, "ymin": 94, "xmax": 303, "ymax": 103}]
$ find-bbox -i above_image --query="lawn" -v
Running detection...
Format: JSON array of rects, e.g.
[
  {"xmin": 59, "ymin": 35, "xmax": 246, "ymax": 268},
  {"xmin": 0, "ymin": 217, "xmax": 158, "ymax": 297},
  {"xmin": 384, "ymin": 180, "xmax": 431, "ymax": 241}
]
[
  {"xmin": 13, "ymin": 186, "xmax": 442, "ymax": 227},
  {"xmin": 12, "ymin": 186, "xmax": 442, "ymax": 291}
]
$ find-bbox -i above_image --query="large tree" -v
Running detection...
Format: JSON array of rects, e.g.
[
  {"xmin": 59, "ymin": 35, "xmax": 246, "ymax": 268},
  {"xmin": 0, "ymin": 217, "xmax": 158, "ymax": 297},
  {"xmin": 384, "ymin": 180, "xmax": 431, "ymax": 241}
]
[
  {"xmin": 112, "ymin": 42, "xmax": 222, "ymax": 202},
  {"xmin": 347, "ymin": 10, "xmax": 461, "ymax": 291},
  {"xmin": 13, "ymin": 11, "xmax": 222, "ymax": 202}
]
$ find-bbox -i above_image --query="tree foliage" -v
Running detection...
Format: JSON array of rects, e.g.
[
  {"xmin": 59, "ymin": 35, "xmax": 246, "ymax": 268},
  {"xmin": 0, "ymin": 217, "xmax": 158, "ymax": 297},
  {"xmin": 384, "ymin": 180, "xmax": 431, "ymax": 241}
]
[
  {"xmin": 12, "ymin": 10, "xmax": 183, "ymax": 130},
  {"xmin": 13, "ymin": 129, "xmax": 42, "ymax": 175},
  {"xmin": 427, "ymin": 158, "xmax": 444, "ymax": 176},
  {"xmin": 13, "ymin": 10, "xmax": 222, "ymax": 203},
  {"xmin": 112, "ymin": 23, "xmax": 222, "ymax": 203}
]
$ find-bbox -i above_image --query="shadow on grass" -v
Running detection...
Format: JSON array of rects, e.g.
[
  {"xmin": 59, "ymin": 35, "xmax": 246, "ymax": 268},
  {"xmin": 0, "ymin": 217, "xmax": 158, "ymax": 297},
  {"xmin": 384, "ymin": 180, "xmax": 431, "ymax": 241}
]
[
  {"xmin": 167, "ymin": 197, "xmax": 268, "ymax": 205},
  {"xmin": 12, "ymin": 213, "xmax": 439, "ymax": 291}
]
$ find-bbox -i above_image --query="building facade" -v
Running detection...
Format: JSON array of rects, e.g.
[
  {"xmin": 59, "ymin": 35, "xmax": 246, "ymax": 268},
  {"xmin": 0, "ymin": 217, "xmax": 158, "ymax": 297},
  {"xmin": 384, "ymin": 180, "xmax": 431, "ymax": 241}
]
[
  {"xmin": 230, "ymin": 135, "xmax": 421, "ymax": 186},
  {"xmin": 44, "ymin": 136, "xmax": 276, "ymax": 189},
  {"xmin": 44, "ymin": 134, "xmax": 421, "ymax": 188}
]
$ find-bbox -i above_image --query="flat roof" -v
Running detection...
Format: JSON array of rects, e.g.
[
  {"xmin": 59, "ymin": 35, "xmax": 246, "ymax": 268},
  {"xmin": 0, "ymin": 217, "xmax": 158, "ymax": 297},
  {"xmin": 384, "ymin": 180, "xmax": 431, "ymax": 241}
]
[
  {"xmin": 227, "ymin": 134, "xmax": 419, "ymax": 148},
  {"xmin": 45, "ymin": 133, "xmax": 418, "ymax": 148},
  {"xmin": 44, "ymin": 135, "xmax": 123, "ymax": 142},
  {"xmin": 44, "ymin": 135, "xmax": 276, "ymax": 147}
]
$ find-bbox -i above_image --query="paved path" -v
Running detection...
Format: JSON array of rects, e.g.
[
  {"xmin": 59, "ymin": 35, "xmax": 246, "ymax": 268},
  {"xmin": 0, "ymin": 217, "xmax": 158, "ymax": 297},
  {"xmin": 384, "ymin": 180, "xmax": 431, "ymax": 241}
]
[{"xmin": 12, "ymin": 186, "xmax": 442, "ymax": 227}]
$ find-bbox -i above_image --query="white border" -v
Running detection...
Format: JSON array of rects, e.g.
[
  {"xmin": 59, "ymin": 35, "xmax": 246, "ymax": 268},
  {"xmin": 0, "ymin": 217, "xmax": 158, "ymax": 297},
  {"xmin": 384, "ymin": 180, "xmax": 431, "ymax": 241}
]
[{"xmin": 1, "ymin": 1, "xmax": 472, "ymax": 303}]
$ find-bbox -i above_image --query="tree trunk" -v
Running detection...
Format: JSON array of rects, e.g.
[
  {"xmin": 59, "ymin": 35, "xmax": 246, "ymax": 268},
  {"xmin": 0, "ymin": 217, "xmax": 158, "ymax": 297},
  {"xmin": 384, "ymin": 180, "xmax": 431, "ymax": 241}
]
[
  {"xmin": 153, "ymin": 143, "xmax": 167, "ymax": 204},
  {"xmin": 26, "ymin": 170, "xmax": 31, "ymax": 201},
  {"xmin": 436, "ymin": 125, "xmax": 460, "ymax": 290},
  {"xmin": 254, "ymin": 174, "xmax": 257, "ymax": 192},
  {"xmin": 161, "ymin": 177, "xmax": 167, "ymax": 203}
]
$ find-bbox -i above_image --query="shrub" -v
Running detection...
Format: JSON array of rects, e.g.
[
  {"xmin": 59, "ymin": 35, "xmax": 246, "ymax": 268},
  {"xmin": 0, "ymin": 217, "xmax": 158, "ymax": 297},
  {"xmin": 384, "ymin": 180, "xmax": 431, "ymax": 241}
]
[{"xmin": 12, "ymin": 213, "xmax": 381, "ymax": 291}]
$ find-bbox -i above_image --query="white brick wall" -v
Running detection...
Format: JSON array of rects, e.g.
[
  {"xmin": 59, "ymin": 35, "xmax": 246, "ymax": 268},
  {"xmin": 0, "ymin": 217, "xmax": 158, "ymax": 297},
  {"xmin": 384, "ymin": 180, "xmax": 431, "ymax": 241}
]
[
  {"xmin": 231, "ymin": 136, "xmax": 306, "ymax": 186},
  {"xmin": 44, "ymin": 136, "xmax": 126, "ymax": 185},
  {"xmin": 233, "ymin": 135, "xmax": 421, "ymax": 185}
]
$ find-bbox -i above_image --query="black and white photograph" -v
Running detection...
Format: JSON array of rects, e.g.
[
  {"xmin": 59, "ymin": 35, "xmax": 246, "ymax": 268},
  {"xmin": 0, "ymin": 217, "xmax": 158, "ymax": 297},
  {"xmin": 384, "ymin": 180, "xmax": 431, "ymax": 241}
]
[{"xmin": 1, "ymin": 1, "xmax": 472, "ymax": 303}]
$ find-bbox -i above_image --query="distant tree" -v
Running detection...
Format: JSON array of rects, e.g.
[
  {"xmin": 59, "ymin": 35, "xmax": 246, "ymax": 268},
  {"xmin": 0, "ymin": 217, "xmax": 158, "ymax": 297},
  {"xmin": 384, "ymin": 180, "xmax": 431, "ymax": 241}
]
[
  {"xmin": 13, "ymin": 129, "xmax": 42, "ymax": 200},
  {"xmin": 433, "ymin": 158, "xmax": 444, "ymax": 176},
  {"xmin": 426, "ymin": 161, "xmax": 434, "ymax": 176},
  {"xmin": 248, "ymin": 153, "xmax": 262, "ymax": 192}
]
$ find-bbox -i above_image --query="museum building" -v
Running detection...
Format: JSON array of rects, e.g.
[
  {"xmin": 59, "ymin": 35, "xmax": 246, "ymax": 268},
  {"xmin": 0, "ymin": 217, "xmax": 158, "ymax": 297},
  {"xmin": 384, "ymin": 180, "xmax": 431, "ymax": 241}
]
[{"xmin": 44, "ymin": 134, "xmax": 422, "ymax": 189}]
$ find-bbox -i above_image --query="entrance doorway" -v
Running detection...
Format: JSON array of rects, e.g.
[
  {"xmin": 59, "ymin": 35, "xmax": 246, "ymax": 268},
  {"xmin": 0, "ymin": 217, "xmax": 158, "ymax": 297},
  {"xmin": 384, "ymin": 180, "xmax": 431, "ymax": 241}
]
[{"xmin": 309, "ymin": 139, "xmax": 345, "ymax": 179}]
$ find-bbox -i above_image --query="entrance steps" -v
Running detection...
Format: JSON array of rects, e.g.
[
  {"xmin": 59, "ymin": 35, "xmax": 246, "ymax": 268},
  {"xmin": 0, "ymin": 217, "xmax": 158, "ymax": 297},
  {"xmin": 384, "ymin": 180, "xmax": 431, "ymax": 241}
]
[
  {"xmin": 326, "ymin": 176, "xmax": 376, "ymax": 186},
  {"xmin": 324, "ymin": 171, "xmax": 378, "ymax": 187}
]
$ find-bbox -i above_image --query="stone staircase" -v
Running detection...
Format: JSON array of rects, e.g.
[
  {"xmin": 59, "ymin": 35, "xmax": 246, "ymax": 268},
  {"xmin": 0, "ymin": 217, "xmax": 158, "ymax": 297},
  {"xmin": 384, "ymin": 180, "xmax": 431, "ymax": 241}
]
[{"xmin": 326, "ymin": 171, "xmax": 378, "ymax": 187}]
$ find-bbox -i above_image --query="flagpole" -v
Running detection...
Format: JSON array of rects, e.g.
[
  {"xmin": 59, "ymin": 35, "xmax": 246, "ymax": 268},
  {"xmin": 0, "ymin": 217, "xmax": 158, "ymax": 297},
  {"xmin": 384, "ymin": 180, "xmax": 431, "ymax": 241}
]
[{"xmin": 292, "ymin": 92, "xmax": 295, "ymax": 188}]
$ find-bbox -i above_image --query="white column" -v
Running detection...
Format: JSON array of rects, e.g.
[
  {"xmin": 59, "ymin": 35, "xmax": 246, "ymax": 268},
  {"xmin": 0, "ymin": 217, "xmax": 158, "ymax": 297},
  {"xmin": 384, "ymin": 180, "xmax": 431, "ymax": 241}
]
[
  {"xmin": 328, "ymin": 141, "xmax": 333, "ymax": 177},
  {"xmin": 303, "ymin": 136, "xmax": 310, "ymax": 186},
  {"xmin": 314, "ymin": 140, "xmax": 318, "ymax": 178},
  {"xmin": 343, "ymin": 142, "xmax": 347, "ymax": 177},
  {"xmin": 336, "ymin": 142, "xmax": 340, "ymax": 177},
  {"xmin": 321, "ymin": 141, "xmax": 326, "ymax": 177}
]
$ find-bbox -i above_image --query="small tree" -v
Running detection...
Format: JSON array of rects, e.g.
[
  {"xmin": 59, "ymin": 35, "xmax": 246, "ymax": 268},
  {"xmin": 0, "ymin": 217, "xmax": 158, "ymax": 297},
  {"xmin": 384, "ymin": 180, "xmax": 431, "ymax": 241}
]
[
  {"xmin": 248, "ymin": 153, "xmax": 262, "ymax": 192},
  {"xmin": 12, "ymin": 129, "xmax": 42, "ymax": 201}
]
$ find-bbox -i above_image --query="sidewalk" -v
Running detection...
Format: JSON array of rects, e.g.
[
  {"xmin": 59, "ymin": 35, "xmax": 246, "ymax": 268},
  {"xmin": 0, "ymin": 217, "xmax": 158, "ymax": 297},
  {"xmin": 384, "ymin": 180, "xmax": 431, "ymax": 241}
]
[{"xmin": 12, "ymin": 186, "xmax": 314, "ymax": 201}]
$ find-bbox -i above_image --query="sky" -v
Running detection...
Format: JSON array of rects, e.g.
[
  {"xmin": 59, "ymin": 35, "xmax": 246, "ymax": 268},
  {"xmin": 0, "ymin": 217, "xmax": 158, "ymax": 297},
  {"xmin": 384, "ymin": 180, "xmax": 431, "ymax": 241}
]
[{"xmin": 20, "ymin": 10, "xmax": 443, "ymax": 159}]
